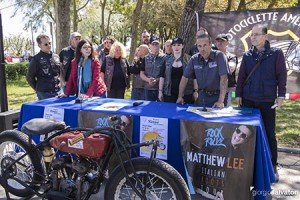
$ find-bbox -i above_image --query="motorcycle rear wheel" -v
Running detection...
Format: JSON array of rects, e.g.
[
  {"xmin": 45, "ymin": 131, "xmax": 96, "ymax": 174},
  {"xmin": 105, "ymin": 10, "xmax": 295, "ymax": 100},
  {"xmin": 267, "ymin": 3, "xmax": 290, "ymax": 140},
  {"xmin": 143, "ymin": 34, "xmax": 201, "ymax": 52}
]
[
  {"xmin": 104, "ymin": 157, "xmax": 190, "ymax": 200},
  {"xmin": 0, "ymin": 130, "xmax": 45, "ymax": 198}
]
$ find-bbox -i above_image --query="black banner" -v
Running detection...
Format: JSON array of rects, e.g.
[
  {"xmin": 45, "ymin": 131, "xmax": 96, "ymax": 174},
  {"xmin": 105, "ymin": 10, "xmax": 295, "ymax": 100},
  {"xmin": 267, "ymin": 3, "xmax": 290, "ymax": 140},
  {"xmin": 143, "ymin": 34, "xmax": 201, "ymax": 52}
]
[
  {"xmin": 181, "ymin": 121, "xmax": 256, "ymax": 200},
  {"xmin": 200, "ymin": 7, "xmax": 300, "ymax": 95}
]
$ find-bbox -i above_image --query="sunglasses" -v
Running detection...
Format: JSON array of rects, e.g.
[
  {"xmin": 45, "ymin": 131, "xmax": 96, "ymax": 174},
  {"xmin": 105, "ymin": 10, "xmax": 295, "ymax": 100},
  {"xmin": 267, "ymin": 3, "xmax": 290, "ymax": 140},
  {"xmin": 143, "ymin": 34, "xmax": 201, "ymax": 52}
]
[
  {"xmin": 235, "ymin": 128, "xmax": 247, "ymax": 139},
  {"xmin": 43, "ymin": 42, "xmax": 51, "ymax": 46}
]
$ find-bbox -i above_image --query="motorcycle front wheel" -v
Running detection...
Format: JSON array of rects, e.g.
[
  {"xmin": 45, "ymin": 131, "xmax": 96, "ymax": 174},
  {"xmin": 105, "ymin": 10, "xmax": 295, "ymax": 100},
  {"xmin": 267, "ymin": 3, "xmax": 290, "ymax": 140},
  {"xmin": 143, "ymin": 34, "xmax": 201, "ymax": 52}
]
[
  {"xmin": 104, "ymin": 157, "xmax": 191, "ymax": 200},
  {"xmin": 0, "ymin": 130, "xmax": 45, "ymax": 198}
]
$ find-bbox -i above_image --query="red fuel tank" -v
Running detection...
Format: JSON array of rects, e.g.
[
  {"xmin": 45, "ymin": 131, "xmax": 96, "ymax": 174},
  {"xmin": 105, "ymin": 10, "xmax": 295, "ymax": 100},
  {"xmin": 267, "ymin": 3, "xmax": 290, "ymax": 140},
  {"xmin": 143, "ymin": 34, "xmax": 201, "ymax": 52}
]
[{"xmin": 50, "ymin": 131, "xmax": 111, "ymax": 158}]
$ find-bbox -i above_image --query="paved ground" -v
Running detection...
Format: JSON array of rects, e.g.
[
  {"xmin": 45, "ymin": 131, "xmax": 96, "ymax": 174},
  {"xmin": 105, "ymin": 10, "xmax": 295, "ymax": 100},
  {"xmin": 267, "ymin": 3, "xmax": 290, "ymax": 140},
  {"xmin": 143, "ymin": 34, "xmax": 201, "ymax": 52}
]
[{"xmin": 0, "ymin": 151, "xmax": 299, "ymax": 200}]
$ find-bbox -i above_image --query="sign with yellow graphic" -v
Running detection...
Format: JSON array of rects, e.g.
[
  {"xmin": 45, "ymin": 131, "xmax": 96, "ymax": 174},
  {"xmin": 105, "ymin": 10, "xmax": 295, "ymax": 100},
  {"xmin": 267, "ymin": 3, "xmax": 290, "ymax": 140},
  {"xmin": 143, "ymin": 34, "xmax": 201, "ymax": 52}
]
[{"xmin": 140, "ymin": 116, "xmax": 168, "ymax": 160}]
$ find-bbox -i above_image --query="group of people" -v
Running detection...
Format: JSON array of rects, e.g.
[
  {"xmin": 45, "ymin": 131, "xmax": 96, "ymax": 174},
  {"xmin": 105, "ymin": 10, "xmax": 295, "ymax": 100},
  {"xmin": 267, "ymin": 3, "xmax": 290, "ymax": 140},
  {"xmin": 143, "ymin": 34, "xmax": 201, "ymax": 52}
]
[{"xmin": 26, "ymin": 23, "xmax": 287, "ymax": 182}]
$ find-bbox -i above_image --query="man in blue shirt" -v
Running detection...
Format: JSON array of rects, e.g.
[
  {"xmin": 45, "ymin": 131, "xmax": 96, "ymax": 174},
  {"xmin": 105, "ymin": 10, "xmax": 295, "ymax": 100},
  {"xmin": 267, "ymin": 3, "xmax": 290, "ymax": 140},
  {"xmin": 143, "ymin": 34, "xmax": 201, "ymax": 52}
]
[{"xmin": 177, "ymin": 33, "xmax": 229, "ymax": 108}]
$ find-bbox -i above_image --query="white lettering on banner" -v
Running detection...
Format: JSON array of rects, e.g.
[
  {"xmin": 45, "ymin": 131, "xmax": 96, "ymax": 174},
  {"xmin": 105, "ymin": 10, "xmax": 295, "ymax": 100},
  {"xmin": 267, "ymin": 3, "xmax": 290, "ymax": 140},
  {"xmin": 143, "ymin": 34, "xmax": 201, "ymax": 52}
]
[
  {"xmin": 280, "ymin": 13, "xmax": 300, "ymax": 26},
  {"xmin": 186, "ymin": 152, "xmax": 226, "ymax": 167},
  {"xmin": 226, "ymin": 12, "xmax": 280, "ymax": 40},
  {"xmin": 204, "ymin": 127, "xmax": 226, "ymax": 147}
]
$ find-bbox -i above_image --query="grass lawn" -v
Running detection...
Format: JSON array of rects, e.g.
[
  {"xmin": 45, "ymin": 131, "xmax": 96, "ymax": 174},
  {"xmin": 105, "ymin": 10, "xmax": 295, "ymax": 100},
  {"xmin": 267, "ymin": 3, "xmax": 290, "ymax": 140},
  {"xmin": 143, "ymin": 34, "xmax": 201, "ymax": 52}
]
[{"xmin": 6, "ymin": 77, "xmax": 300, "ymax": 148}]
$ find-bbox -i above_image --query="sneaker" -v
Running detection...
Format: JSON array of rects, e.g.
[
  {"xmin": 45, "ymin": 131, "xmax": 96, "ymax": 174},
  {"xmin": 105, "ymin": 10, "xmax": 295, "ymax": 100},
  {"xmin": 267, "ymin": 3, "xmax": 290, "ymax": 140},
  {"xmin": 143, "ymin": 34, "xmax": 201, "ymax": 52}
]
[{"xmin": 273, "ymin": 165, "xmax": 279, "ymax": 183}]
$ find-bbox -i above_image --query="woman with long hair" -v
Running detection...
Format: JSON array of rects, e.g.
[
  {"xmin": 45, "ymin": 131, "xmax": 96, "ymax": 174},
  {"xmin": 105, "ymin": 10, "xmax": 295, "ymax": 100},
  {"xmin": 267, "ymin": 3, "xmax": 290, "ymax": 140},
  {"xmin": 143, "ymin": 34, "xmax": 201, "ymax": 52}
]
[
  {"xmin": 60, "ymin": 39, "xmax": 106, "ymax": 99},
  {"xmin": 100, "ymin": 41, "xmax": 130, "ymax": 99}
]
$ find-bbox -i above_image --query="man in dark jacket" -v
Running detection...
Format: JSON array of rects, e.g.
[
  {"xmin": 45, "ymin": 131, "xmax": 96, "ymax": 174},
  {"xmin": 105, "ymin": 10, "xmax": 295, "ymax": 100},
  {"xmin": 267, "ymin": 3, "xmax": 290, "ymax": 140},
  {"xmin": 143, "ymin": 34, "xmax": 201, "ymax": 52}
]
[
  {"xmin": 59, "ymin": 32, "xmax": 81, "ymax": 88},
  {"xmin": 26, "ymin": 34, "xmax": 61, "ymax": 100},
  {"xmin": 236, "ymin": 24, "xmax": 287, "ymax": 182}
]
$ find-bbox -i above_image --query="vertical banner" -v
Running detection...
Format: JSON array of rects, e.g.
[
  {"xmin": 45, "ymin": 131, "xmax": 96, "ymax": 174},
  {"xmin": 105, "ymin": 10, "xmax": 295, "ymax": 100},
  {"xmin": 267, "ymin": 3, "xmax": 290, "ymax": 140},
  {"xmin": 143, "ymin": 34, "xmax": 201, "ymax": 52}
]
[
  {"xmin": 200, "ymin": 7, "xmax": 300, "ymax": 96},
  {"xmin": 181, "ymin": 120, "xmax": 256, "ymax": 200},
  {"xmin": 140, "ymin": 116, "xmax": 168, "ymax": 160}
]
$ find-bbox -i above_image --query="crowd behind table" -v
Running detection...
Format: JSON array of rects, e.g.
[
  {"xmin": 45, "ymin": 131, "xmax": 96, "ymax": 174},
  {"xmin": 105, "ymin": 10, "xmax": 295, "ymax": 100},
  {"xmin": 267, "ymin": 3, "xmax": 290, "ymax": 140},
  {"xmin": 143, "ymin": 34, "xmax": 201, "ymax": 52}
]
[{"xmin": 26, "ymin": 24, "xmax": 286, "ymax": 187}]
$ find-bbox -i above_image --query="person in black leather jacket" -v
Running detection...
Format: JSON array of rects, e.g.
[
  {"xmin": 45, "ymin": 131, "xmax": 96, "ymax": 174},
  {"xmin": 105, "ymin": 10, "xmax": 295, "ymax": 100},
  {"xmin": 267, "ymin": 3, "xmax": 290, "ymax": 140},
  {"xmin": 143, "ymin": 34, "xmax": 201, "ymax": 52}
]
[{"xmin": 26, "ymin": 34, "xmax": 61, "ymax": 100}]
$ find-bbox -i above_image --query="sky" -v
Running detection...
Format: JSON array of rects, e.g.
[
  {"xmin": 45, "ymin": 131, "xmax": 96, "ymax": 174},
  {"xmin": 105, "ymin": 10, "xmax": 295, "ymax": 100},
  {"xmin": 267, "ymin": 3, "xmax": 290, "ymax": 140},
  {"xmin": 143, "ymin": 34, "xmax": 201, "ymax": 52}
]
[
  {"xmin": 1, "ymin": 1, "xmax": 51, "ymax": 54},
  {"xmin": 0, "ymin": 2, "xmax": 31, "ymax": 38}
]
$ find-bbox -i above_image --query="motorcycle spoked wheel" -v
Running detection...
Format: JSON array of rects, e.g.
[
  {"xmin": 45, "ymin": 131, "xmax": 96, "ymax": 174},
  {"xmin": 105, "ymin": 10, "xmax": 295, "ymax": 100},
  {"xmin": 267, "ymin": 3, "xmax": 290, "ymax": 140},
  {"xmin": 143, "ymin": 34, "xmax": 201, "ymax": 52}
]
[
  {"xmin": 0, "ymin": 130, "xmax": 45, "ymax": 198},
  {"xmin": 104, "ymin": 157, "xmax": 191, "ymax": 200}
]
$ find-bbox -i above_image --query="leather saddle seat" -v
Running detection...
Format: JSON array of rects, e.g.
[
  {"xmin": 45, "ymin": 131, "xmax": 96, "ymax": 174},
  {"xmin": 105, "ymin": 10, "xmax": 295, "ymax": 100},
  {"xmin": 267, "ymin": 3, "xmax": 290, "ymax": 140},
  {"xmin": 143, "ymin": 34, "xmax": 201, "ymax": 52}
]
[{"xmin": 21, "ymin": 118, "xmax": 66, "ymax": 136}]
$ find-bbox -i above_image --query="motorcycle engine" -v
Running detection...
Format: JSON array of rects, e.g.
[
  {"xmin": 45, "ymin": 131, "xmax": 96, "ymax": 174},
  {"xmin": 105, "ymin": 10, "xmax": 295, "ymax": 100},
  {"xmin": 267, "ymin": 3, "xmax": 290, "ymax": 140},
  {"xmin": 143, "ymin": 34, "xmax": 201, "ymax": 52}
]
[
  {"xmin": 47, "ymin": 155, "xmax": 96, "ymax": 199},
  {"xmin": 59, "ymin": 178, "xmax": 77, "ymax": 197}
]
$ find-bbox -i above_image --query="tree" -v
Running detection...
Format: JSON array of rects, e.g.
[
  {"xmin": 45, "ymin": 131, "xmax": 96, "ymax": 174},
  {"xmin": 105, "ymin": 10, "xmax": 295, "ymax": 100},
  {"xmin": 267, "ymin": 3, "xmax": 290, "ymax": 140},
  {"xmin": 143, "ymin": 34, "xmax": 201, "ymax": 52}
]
[
  {"xmin": 54, "ymin": 0, "xmax": 71, "ymax": 53},
  {"xmin": 128, "ymin": 0, "xmax": 144, "ymax": 62},
  {"xmin": 71, "ymin": 0, "xmax": 91, "ymax": 32},
  {"xmin": 4, "ymin": 34, "xmax": 32, "ymax": 56},
  {"xmin": 178, "ymin": 0, "xmax": 207, "ymax": 55}
]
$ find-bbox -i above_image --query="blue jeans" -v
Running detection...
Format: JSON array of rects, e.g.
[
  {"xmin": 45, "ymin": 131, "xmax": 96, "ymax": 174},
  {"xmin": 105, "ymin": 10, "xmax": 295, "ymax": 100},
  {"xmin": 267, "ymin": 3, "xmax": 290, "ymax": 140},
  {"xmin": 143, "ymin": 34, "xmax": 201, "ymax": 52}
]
[
  {"xmin": 144, "ymin": 89, "xmax": 158, "ymax": 101},
  {"xmin": 37, "ymin": 91, "xmax": 58, "ymax": 100},
  {"xmin": 131, "ymin": 88, "xmax": 145, "ymax": 100}
]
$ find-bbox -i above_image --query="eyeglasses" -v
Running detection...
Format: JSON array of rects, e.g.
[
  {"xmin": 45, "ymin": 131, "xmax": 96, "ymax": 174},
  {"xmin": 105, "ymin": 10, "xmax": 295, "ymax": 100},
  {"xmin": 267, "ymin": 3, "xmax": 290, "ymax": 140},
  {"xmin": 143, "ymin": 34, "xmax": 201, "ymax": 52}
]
[
  {"xmin": 43, "ymin": 42, "xmax": 51, "ymax": 46},
  {"xmin": 235, "ymin": 128, "xmax": 247, "ymax": 139},
  {"xmin": 250, "ymin": 33, "xmax": 266, "ymax": 37},
  {"xmin": 82, "ymin": 46, "xmax": 92, "ymax": 49}
]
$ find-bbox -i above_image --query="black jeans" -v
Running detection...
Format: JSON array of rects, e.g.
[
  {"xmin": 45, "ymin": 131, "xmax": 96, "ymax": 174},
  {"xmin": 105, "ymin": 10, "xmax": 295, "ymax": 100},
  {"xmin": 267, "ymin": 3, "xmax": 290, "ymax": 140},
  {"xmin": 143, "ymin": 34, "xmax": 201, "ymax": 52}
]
[
  {"xmin": 242, "ymin": 99, "xmax": 277, "ymax": 166},
  {"xmin": 107, "ymin": 88, "xmax": 125, "ymax": 99}
]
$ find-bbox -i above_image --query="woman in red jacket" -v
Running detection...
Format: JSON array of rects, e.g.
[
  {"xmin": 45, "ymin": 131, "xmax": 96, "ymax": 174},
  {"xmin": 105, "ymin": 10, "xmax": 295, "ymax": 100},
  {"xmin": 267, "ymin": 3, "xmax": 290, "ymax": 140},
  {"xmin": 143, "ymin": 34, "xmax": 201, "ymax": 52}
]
[{"xmin": 60, "ymin": 39, "xmax": 106, "ymax": 99}]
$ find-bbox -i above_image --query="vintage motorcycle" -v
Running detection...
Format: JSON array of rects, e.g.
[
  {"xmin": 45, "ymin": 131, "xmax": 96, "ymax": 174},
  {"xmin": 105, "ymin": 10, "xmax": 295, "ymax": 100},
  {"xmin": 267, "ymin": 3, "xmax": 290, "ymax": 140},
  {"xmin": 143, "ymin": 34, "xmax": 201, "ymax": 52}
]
[{"xmin": 0, "ymin": 116, "xmax": 190, "ymax": 199}]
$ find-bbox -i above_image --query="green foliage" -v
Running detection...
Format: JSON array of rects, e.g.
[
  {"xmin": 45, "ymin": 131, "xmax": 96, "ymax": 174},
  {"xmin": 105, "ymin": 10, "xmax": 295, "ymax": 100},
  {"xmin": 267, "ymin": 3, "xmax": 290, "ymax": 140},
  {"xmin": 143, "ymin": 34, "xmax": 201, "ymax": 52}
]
[
  {"xmin": 276, "ymin": 100, "xmax": 300, "ymax": 147},
  {"xmin": 5, "ymin": 62, "xmax": 29, "ymax": 81},
  {"xmin": 205, "ymin": 0, "xmax": 299, "ymax": 12},
  {"xmin": 7, "ymin": 77, "xmax": 36, "ymax": 110},
  {"xmin": 4, "ymin": 34, "xmax": 32, "ymax": 56}
]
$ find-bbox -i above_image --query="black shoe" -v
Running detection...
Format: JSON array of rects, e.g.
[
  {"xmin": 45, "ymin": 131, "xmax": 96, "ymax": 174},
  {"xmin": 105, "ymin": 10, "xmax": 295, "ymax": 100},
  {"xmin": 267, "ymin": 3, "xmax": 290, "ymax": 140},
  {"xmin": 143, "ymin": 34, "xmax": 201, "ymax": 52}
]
[{"xmin": 273, "ymin": 165, "xmax": 279, "ymax": 183}]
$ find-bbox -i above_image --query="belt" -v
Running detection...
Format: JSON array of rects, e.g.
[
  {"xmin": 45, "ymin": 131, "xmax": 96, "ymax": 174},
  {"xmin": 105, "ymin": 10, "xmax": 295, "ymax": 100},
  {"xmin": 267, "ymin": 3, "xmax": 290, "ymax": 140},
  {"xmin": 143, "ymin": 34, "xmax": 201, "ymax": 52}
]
[{"xmin": 199, "ymin": 89, "xmax": 220, "ymax": 95}]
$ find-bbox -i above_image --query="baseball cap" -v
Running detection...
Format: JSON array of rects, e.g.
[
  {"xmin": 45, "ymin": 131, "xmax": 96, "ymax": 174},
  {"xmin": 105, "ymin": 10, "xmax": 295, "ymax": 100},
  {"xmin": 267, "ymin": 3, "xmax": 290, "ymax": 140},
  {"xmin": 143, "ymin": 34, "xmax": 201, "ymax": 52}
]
[
  {"xmin": 70, "ymin": 32, "xmax": 81, "ymax": 40},
  {"xmin": 215, "ymin": 34, "xmax": 228, "ymax": 41},
  {"xmin": 150, "ymin": 35, "xmax": 160, "ymax": 44},
  {"xmin": 171, "ymin": 37, "xmax": 184, "ymax": 45}
]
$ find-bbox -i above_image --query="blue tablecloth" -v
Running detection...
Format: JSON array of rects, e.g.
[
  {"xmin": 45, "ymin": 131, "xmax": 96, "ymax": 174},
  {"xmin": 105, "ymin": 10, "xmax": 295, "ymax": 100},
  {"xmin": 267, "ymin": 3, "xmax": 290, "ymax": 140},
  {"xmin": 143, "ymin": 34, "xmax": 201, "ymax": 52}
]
[{"xmin": 18, "ymin": 97, "xmax": 275, "ymax": 199}]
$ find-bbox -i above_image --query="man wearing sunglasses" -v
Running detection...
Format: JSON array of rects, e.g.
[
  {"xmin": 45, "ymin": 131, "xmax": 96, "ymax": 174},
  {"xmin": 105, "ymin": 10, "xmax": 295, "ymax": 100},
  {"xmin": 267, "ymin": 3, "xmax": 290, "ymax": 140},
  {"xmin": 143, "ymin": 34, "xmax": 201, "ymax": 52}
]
[
  {"xmin": 26, "ymin": 34, "xmax": 61, "ymax": 100},
  {"xmin": 236, "ymin": 24, "xmax": 287, "ymax": 182}
]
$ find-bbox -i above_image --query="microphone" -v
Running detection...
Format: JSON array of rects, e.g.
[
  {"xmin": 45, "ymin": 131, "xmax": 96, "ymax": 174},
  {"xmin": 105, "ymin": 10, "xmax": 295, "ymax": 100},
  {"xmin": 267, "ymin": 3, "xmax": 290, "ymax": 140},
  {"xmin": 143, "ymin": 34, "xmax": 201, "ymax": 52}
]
[
  {"xmin": 133, "ymin": 101, "xmax": 143, "ymax": 106},
  {"xmin": 75, "ymin": 59, "xmax": 84, "ymax": 104}
]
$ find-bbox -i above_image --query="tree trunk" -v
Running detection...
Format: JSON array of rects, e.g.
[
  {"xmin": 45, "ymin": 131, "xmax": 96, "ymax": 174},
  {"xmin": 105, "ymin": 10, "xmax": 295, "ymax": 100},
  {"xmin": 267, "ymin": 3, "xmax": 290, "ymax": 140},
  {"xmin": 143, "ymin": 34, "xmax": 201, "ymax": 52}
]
[
  {"xmin": 178, "ymin": 0, "xmax": 207, "ymax": 55},
  {"xmin": 54, "ymin": 0, "xmax": 71, "ymax": 53},
  {"xmin": 128, "ymin": 0, "xmax": 144, "ymax": 62},
  {"xmin": 237, "ymin": 0, "xmax": 246, "ymax": 10},
  {"xmin": 73, "ymin": 0, "xmax": 78, "ymax": 31},
  {"xmin": 226, "ymin": 0, "xmax": 233, "ymax": 11},
  {"xmin": 100, "ymin": 0, "xmax": 107, "ymax": 38}
]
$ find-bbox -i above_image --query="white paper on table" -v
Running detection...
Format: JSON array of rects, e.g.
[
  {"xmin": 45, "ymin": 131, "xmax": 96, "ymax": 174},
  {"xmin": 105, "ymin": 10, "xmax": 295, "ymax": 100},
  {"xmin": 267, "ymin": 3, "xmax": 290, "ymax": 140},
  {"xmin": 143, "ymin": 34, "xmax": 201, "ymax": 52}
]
[
  {"xmin": 187, "ymin": 106, "xmax": 242, "ymax": 118},
  {"xmin": 41, "ymin": 106, "xmax": 64, "ymax": 141},
  {"xmin": 43, "ymin": 106, "xmax": 64, "ymax": 121},
  {"xmin": 140, "ymin": 116, "xmax": 168, "ymax": 160},
  {"xmin": 92, "ymin": 102, "xmax": 130, "ymax": 111}
]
